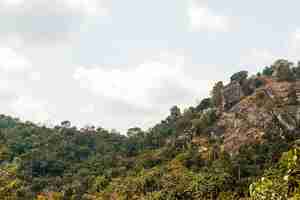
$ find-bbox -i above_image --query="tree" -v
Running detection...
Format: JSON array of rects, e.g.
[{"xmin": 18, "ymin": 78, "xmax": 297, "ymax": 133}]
[
  {"xmin": 60, "ymin": 120, "xmax": 71, "ymax": 128},
  {"xmin": 250, "ymin": 147, "xmax": 300, "ymax": 199},
  {"xmin": 170, "ymin": 106, "xmax": 181, "ymax": 120},
  {"xmin": 292, "ymin": 62, "xmax": 300, "ymax": 79},
  {"xmin": 192, "ymin": 108, "xmax": 217, "ymax": 134},
  {"xmin": 262, "ymin": 66, "xmax": 273, "ymax": 76},
  {"xmin": 230, "ymin": 71, "xmax": 248, "ymax": 83},
  {"xmin": 127, "ymin": 127, "xmax": 143, "ymax": 138},
  {"xmin": 196, "ymin": 98, "xmax": 213, "ymax": 112}
]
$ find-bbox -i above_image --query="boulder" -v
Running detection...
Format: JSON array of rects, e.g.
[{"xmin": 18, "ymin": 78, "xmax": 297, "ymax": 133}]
[
  {"xmin": 271, "ymin": 59, "xmax": 294, "ymax": 81},
  {"xmin": 223, "ymin": 81, "xmax": 244, "ymax": 110},
  {"xmin": 219, "ymin": 80, "xmax": 299, "ymax": 153}
]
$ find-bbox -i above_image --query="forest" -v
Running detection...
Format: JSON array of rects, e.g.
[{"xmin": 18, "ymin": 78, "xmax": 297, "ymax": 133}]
[{"xmin": 1, "ymin": 59, "xmax": 300, "ymax": 199}]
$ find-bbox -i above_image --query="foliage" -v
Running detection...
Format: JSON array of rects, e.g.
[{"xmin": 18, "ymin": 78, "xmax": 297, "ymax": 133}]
[
  {"xmin": 192, "ymin": 108, "xmax": 217, "ymax": 134},
  {"xmin": 230, "ymin": 71, "xmax": 248, "ymax": 83},
  {"xmin": 195, "ymin": 98, "xmax": 213, "ymax": 112},
  {"xmin": 1, "ymin": 63, "xmax": 300, "ymax": 199},
  {"xmin": 250, "ymin": 147, "xmax": 300, "ymax": 199},
  {"xmin": 262, "ymin": 66, "xmax": 274, "ymax": 76}
]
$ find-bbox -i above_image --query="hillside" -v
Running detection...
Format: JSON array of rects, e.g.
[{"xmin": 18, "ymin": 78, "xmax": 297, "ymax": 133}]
[{"xmin": 1, "ymin": 59, "xmax": 300, "ymax": 199}]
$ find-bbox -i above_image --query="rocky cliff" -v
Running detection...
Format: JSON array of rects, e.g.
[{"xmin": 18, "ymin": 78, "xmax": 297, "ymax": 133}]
[{"xmin": 210, "ymin": 61, "xmax": 300, "ymax": 154}]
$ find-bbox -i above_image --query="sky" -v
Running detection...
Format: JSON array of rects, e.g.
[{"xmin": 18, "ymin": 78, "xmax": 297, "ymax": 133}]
[{"xmin": 0, "ymin": 0, "xmax": 300, "ymax": 133}]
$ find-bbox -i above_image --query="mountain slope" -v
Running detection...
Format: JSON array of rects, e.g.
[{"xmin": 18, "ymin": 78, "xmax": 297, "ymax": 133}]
[{"xmin": 1, "ymin": 59, "xmax": 300, "ymax": 199}]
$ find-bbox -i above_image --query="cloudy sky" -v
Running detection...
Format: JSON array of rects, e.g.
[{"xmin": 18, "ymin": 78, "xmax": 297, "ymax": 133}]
[{"xmin": 0, "ymin": 0, "xmax": 300, "ymax": 133}]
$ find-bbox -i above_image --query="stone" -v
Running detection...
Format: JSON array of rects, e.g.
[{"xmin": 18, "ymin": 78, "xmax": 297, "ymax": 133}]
[
  {"xmin": 223, "ymin": 81, "xmax": 244, "ymax": 110},
  {"xmin": 219, "ymin": 78, "xmax": 300, "ymax": 153},
  {"xmin": 295, "ymin": 81, "xmax": 300, "ymax": 103},
  {"xmin": 271, "ymin": 59, "xmax": 294, "ymax": 81},
  {"xmin": 212, "ymin": 81, "xmax": 224, "ymax": 108}
]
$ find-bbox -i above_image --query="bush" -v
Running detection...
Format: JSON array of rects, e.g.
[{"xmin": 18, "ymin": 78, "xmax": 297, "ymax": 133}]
[
  {"xmin": 262, "ymin": 66, "xmax": 273, "ymax": 76},
  {"xmin": 230, "ymin": 71, "xmax": 248, "ymax": 83},
  {"xmin": 196, "ymin": 98, "xmax": 213, "ymax": 112}
]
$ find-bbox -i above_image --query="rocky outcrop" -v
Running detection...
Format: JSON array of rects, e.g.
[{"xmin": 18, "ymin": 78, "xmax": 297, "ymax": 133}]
[
  {"xmin": 219, "ymin": 95, "xmax": 270, "ymax": 153},
  {"xmin": 205, "ymin": 65, "xmax": 300, "ymax": 154},
  {"xmin": 223, "ymin": 81, "xmax": 245, "ymax": 110},
  {"xmin": 295, "ymin": 81, "xmax": 300, "ymax": 103},
  {"xmin": 212, "ymin": 80, "xmax": 245, "ymax": 113},
  {"xmin": 271, "ymin": 59, "xmax": 294, "ymax": 81},
  {"xmin": 212, "ymin": 81, "xmax": 224, "ymax": 112},
  {"xmin": 265, "ymin": 80, "xmax": 294, "ymax": 104},
  {"xmin": 218, "ymin": 78, "xmax": 300, "ymax": 153},
  {"xmin": 212, "ymin": 72, "xmax": 263, "ymax": 113}
]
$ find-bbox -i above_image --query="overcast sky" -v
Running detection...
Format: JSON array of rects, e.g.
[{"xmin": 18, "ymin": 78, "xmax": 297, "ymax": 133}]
[{"xmin": 0, "ymin": 0, "xmax": 300, "ymax": 133}]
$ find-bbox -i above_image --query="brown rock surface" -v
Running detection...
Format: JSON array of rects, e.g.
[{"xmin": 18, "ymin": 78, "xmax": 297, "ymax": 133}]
[{"xmin": 219, "ymin": 77, "xmax": 300, "ymax": 153}]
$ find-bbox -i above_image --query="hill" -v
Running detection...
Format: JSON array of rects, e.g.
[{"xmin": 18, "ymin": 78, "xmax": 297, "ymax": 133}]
[{"xmin": 1, "ymin": 59, "xmax": 300, "ymax": 199}]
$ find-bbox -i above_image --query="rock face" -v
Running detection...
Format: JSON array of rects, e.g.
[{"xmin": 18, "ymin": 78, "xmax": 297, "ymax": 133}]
[
  {"xmin": 211, "ymin": 71, "xmax": 263, "ymax": 114},
  {"xmin": 218, "ymin": 78, "xmax": 300, "ymax": 153},
  {"xmin": 219, "ymin": 94, "xmax": 270, "ymax": 153},
  {"xmin": 271, "ymin": 59, "xmax": 293, "ymax": 81},
  {"xmin": 212, "ymin": 81, "xmax": 224, "ymax": 112},
  {"xmin": 212, "ymin": 79, "xmax": 245, "ymax": 113},
  {"xmin": 295, "ymin": 81, "xmax": 300, "ymax": 103},
  {"xmin": 199, "ymin": 65, "xmax": 300, "ymax": 154},
  {"xmin": 223, "ymin": 81, "xmax": 244, "ymax": 110}
]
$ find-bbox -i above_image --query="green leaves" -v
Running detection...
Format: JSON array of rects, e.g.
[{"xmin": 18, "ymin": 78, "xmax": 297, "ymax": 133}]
[
  {"xmin": 250, "ymin": 177, "xmax": 288, "ymax": 200},
  {"xmin": 250, "ymin": 147, "xmax": 300, "ymax": 200}
]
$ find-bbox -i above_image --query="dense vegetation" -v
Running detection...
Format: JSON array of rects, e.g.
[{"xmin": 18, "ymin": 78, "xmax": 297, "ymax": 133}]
[{"xmin": 1, "ymin": 60, "xmax": 300, "ymax": 199}]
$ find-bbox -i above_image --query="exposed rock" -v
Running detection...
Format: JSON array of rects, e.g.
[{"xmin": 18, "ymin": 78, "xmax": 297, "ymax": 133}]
[
  {"xmin": 212, "ymin": 81, "xmax": 224, "ymax": 111},
  {"xmin": 168, "ymin": 105, "xmax": 181, "ymax": 122},
  {"xmin": 295, "ymin": 81, "xmax": 300, "ymax": 103},
  {"xmin": 223, "ymin": 126, "xmax": 265, "ymax": 153},
  {"xmin": 273, "ymin": 109, "xmax": 297, "ymax": 131},
  {"xmin": 296, "ymin": 107, "xmax": 300, "ymax": 124},
  {"xmin": 223, "ymin": 81, "xmax": 244, "ymax": 110},
  {"xmin": 192, "ymin": 136, "xmax": 209, "ymax": 149},
  {"xmin": 208, "ymin": 68, "xmax": 300, "ymax": 154},
  {"xmin": 271, "ymin": 59, "xmax": 294, "ymax": 81},
  {"xmin": 219, "ymin": 95, "xmax": 271, "ymax": 153},
  {"xmin": 284, "ymin": 105, "xmax": 300, "ymax": 126},
  {"xmin": 218, "ymin": 78, "xmax": 300, "ymax": 153},
  {"xmin": 242, "ymin": 76, "xmax": 265, "ymax": 96},
  {"xmin": 266, "ymin": 80, "xmax": 294, "ymax": 104},
  {"xmin": 212, "ymin": 78, "xmax": 252, "ymax": 112}
]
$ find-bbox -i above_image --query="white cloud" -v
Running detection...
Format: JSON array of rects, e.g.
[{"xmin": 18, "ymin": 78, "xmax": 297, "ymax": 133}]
[
  {"xmin": 63, "ymin": 0, "xmax": 109, "ymax": 16},
  {"xmin": 0, "ymin": 0, "xmax": 110, "ymax": 45},
  {"xmin": 0, "ymin": 78, "xmax": 22, "ymax": 96},
  {"xmin": 240, "ymin": 48, "xmax": 277, "ymax": 73},
  {"xmin": 292, "ymin": 29, "xmax": 300, "ymax": 41},
  {"xmin": 0, "ymin": 0, "xmax": 109, "ymax": 16},
  {"xmin": 0, "ymin": 34, "xmax": 24, "ymax": 49},
  {"xmin": 29, "ymin": 71, "xmax": 41, "ymax": 81},
  {"xmin": 80, "ymin": 104, "xmax": 95, "ymax": 114},
  {"xmin": 0, "ymin": 46, "xmax": 47, "ymax": 123},
  {"xmin": 74, "ymin": 52, "xmax": 214, "ymax": 110},
  {"xmin": 288, "ymin": 29, "xmax": 300, "ymax": 61},
  {"xmin": 0, "ymin": 47, "xmax": 31, "ymax": 72},
  {"xmin": 2, "ymin": 0, "xmax": 24, "ymax": 6},
  {"xmin": 188, "ymin": 0, "xmax": 230, "ymax": 32},
  {"xmin": 10, "ymin": 95, "xmax": 54, "ymax": 124},
  {"xmin": 240, "ymin": 29, "xmax": 300, "ymax": 70}
]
